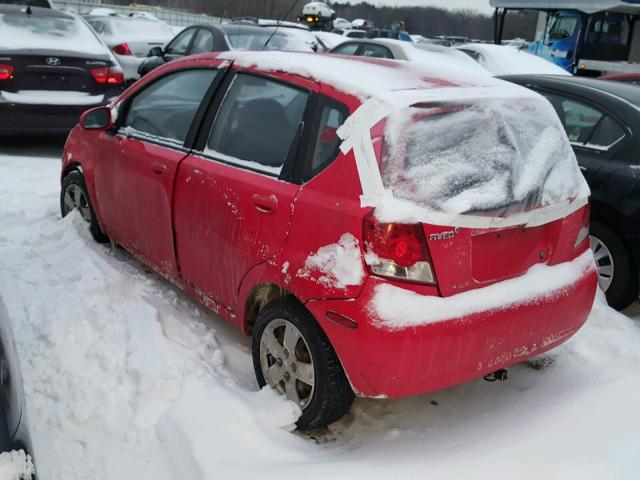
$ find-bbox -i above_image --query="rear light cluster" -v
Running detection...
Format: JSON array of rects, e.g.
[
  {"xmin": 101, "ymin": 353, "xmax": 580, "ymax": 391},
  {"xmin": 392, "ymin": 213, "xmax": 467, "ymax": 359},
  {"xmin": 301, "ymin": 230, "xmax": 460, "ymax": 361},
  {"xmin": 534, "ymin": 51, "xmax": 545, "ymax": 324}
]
[
  {"xmin": 112, "ymin": 43, "xmax": 132, "ymax": 56},
  {"xmin": 363, "ymin": 212, "xmax": 436, "ymax": 284},
  {"xmin": 0, "ymin": 64, "xmax": 14, "ymax": 81},
  {"xmin": 575, "ymin": 201, "xmax": 591, "ymax": 248},
  {"xmin": 91, "ymin": 66, "xmax": 124, "ymax": 85}
]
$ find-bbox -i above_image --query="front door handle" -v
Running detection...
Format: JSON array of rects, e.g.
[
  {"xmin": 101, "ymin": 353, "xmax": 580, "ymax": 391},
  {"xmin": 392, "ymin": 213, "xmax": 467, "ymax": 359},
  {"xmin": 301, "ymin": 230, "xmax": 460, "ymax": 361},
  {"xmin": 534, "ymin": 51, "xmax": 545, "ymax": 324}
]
[
  {"xmin": 252, "ymin": 194, "xmax": 278, "ymax": 214},
  {"xmin": 151, "ymin": 162, "xmax": 166, "ymax": 175}
]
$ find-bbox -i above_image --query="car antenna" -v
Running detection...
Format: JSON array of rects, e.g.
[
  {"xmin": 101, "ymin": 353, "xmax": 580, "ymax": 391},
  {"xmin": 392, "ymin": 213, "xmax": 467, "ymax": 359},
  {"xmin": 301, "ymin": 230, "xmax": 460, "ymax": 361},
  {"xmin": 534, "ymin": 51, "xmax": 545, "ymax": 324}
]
[
  {"xmin": 25, "ymin": 3, "xmax": 32, "ymax": 15},
  {"xmin": 262, "ymin": 0, "xmax": 301, "ymax": 50}
]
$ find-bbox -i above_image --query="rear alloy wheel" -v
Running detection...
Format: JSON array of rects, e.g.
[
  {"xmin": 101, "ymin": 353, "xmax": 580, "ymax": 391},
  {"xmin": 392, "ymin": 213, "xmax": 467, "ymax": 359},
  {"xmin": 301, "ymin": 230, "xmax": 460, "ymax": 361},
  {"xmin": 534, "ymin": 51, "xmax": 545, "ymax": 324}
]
[
  {"xmin": 590, "ymin": 221, "xmax": 638, "ymax": 310},
  {"xmin": 60, "ymin": 171, "xmax": 109, "ymax": 244},
  {"xmin": 252, "ymin": 299, "xmax": 354, "ymax": 430}
]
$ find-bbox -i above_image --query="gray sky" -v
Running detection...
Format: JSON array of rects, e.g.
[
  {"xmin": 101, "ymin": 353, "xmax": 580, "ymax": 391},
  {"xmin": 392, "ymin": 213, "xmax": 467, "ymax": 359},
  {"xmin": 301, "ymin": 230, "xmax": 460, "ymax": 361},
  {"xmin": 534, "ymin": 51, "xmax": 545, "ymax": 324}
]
[{"xmin": 346, "ymin": 0, "xmax": 495, "ymax": 14}]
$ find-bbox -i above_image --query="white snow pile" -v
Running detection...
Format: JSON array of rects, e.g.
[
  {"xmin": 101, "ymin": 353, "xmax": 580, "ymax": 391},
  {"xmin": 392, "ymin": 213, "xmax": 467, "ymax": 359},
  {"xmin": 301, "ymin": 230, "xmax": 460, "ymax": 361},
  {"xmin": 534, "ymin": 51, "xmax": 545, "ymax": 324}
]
[
  {"xmin": 0, "ymin": 91, "xmax": 105, "ymax": 106},
  {"xmin": 297, "ymin": 233, "xmax": 364, "ymax": 289},
  {"xmin": 381, "ymin": 95, "xmax": 589, "ymax": 218},
  {"xmin": 455, "ymin": 44, "xmax": 572, "ymax": 76},
  {"xmin": 1, "ymin": 147, "xmax": 640, "ymax": 479},
  {"xmin": 0, "ymin": 10, "xmax": 106, "ymax": 55},
  {"xmin": 220, "ymin": 50, "xmax": 498, "ymax": 100},
  {"xmin": 372, "ymin": 249, "xmax": 595, "ymax": 329},
  {"xmin": 0, "ymin": 450, "xmax": 35, "ymax": 480}
]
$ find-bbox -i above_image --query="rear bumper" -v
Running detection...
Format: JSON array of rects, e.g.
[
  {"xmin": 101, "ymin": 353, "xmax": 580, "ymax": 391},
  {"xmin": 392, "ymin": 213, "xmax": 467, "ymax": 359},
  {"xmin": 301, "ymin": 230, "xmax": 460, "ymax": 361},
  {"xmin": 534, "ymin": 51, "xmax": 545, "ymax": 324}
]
[
  {"xmin": 0, "ymin": 102, "xmax": 98, "ymax": 135},
  {"xmin": 306, "ymin": 256, "xmax": 598, "ymax": 398}
]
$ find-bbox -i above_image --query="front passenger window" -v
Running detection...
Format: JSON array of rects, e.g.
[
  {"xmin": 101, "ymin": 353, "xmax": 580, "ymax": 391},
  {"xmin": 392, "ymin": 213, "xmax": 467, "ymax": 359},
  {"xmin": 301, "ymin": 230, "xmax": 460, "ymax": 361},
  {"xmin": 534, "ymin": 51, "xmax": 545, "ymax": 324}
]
[
  {"xmin": 206, "ymin": 74, "xmax": 309, "ymax": 175},
  {"xmin": 123, "ymin": 69, "xmax": 218, "ymax": 144}
]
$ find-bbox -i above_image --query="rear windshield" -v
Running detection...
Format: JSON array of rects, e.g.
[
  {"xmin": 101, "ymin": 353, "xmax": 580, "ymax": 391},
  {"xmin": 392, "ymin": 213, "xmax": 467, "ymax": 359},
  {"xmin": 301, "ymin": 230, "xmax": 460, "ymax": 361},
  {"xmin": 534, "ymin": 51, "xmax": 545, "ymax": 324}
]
[
  {"xmin": 225, "ymin": 28, "xmax": 318, "ymax": 52},
  {"xmin": 109, "ymin": 18, "xmax": 173, "ymax": 38},
  {"xmin": 0, "ymin": 11, "xmax": 104, "ymax": 54},
  {"xmin": 382, "ymin": 97, "xmax": 588, "ymax": 216}
]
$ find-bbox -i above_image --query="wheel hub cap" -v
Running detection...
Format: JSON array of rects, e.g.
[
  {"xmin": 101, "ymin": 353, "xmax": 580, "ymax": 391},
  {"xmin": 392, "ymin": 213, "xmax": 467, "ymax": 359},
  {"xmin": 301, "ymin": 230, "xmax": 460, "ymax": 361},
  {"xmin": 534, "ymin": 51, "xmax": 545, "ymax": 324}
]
[
  {"xmin": 259, "ymin": 319, "xmax": 315, "ymax": 410},
  {"xmin": 63, "ymin": 184, "xmax": 91, "ymax": 223},
  {"xmin": 590, "ymin": 235, "xmax": 614, "ymax": 292}
]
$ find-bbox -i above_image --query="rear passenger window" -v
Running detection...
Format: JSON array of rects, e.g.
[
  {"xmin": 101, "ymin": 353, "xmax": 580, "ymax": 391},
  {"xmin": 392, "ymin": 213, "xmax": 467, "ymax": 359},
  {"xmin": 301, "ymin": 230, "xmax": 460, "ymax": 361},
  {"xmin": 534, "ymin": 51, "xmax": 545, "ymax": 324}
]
[
  {"xmin": 306, "ymin": 101, "xmax": 347, "ymax": 179},
  {"xmin": 588, "ymin": 115, "xmax": 626, "ymax": 147},
  {"xmin": 205, "ymin": 74, "xmax": 309, "ymax": 176},
  {"xmin": 332, "ymin": 43, "xmax": 360, "ymax": 55},
  {"xmin": 544, "ymin": 92, "xmax": 625, "ymax": 149},
  {"xmin": 360, "ymin": 44, "xmax": 393, "ymax": 59},
  {"xmin": 123, "ymin": 69, "xmax": 218, "ymax": 145}
]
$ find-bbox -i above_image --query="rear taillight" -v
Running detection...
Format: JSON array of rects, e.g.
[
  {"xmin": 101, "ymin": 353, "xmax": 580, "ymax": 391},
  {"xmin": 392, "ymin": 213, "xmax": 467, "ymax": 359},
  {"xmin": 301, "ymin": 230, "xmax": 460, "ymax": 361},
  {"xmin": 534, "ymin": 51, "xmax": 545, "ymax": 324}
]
[
  {"xmin": 363, "ymin": 212, "xmax": 436, "ymax": 284},
  {"xmin": 575, "ymin": 201, "xmax": 591, "ymax": 248},
  {"xmin": 0, "ymin": 64, "xmax": 14, "ymax": 81},
  {"xmin": 91, "ymin": 66, "xmax": 124, "ymax": 85},
  {"xmin": 112, "ymin": 43, "xmax": 132, "ymax": 56}
]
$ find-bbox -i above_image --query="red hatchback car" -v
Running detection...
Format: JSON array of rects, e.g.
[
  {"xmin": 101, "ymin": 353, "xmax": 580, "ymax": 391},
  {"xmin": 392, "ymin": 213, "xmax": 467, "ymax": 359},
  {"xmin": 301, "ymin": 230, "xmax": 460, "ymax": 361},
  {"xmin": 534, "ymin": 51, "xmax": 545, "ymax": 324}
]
[{"xmin": 60, "ymin": 51, "xmax": 598, "ymax": 429}]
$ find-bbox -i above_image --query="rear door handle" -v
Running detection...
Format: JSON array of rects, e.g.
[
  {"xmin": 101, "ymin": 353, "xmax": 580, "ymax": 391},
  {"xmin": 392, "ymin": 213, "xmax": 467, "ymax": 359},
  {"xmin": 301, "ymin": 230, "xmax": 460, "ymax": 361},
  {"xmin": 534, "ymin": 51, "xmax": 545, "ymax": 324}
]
[
  {"xmin": 252, "ymin": 194, "xmax": 278, "ymax": 214},
  {"xmin": 151, "ymin": 162, "xmax": 166, "ymax": 175}
]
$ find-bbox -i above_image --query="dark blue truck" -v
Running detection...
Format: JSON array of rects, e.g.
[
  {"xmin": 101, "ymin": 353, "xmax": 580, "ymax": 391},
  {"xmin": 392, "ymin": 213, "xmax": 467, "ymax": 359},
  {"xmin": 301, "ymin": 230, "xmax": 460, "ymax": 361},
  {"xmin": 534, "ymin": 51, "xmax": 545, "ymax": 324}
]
[{"xmin": 491, "ymin": 0, "xmax": 640, "ymax": 76}]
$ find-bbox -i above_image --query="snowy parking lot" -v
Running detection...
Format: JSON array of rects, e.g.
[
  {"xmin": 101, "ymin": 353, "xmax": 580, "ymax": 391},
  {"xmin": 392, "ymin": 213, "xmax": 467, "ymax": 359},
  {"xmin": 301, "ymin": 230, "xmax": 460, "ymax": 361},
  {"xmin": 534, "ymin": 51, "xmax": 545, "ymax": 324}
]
[{"xmin": 2, "ymin": 138, "xmax": 640, "ymax": 479}]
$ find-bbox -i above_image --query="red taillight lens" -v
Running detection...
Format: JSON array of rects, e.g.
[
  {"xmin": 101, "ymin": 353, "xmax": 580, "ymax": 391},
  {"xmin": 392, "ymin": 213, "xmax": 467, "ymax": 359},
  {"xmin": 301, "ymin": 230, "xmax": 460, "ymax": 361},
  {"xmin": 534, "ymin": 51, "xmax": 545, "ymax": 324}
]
[
  {"xmin": 112, "ymin": 43, "xmax": 132, "ymax": 56},
  {"xmin": 0, "ymin": 64, "xmax": 14, "ymax": 81},
  {"xmin": 363, "ymin": 211, "xmax": 436, "ymax": 284},
  {"xmin": 91, "ymin": 66, "xmax": 124, "ymax": 85}
]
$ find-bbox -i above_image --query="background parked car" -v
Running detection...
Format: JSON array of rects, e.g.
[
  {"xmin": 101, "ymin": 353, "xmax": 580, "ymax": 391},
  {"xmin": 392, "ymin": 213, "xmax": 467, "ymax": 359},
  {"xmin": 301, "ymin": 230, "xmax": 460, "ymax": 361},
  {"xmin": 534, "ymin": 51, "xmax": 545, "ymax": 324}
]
[
  {"xmin": 86, "ymin": 14, "xmax": 174, "ymax": 84},
  {"xmin": 329, "ymin": 38, "xmax": 489, "ymax": 74},
  {"xmin": 0, "ymin": 296, "xmax": 35, "ymax": 477},
  {"xmin": 599, "ymin": 73, "xmax": 640, "ymax": 85},
  {"xmin": 457, "ymin": 43, "xmax": 571, "ymax": 76},
  {"xmin": 502, "ymin": 74, "xmax": 640, "ymax": 309},
  {"xmin": 138, "ymin": 22, "xmax": 322, "ymax": 77},
  {"xmin": 0, "ymin": 4, "xmax": 124, "ymax": 135}
]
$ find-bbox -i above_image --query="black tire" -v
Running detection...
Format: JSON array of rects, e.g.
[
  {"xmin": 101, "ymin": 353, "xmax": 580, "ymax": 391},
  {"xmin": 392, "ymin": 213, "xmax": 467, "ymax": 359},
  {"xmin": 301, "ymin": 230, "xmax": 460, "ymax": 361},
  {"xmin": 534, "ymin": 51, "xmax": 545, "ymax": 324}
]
[
  {"xmin": 60, "ymin": 171, "xmax": 109, "ymax": 244},
  {"xmin": 252, "ymin": 298, "xmax": 354, "ymax": 430},
  {"xmin": 590, "ymin": 221, "xmax": 638, "ymax": 310}
]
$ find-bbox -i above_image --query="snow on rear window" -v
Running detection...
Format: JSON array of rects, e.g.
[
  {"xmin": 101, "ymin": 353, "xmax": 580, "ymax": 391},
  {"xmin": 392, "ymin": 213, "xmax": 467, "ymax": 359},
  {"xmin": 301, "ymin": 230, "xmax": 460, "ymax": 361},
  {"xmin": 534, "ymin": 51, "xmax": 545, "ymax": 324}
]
[
  {"xmin": 0, "ymin": 11, "xmax": 105, "ymax": 55},
  {"xmin": 382, "ymin": 97, "xmax": 589, "ymax": 217}
]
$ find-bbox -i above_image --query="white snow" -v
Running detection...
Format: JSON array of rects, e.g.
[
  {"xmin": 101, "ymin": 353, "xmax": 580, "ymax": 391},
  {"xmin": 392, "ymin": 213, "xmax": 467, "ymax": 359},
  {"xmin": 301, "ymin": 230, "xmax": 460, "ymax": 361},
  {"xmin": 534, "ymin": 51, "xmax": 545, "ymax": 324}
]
[
  {"xmin": 0, "ymin": 143, "xmax": 639, "ymax": 480},
  {"xmin": 297, "ymin": 233, "xmax": 365, "ymax": 289},
  {"xmin": 373, "ymin": 249, "xmax": 595, "ymax": 329},
  {"xmin": 1, "ymin": 90, "xmax": 105, "ymax": 106},
  {"xmin": 381, "ymin": 94, "xmax": 589, "ymax": 217},
  {"xmin": 455, "ymin": 43, "xmax": 572, "ymax": 76},
  {"xmin": 0, "ymin": 450, "xmax": 35, "ymax": 480},
  {"xmin": 220, "ymin": 51, "xmax": 499, "ymax": 100},
  {"xmin": 0, "ymin": 10, "xmax": 106, "ymax": 55}
]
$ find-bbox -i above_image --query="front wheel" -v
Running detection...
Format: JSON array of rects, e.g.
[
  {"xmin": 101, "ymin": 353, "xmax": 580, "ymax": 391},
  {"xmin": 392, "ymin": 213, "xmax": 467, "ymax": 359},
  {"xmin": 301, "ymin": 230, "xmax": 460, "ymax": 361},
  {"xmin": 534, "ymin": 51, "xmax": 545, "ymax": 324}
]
[
  {"xmin": 60, "ymin": 171, "xmax": 109, "ymax": 244},
  {"xmin": 252, "ymin": 298, "xmax": 354, "ymax": 430}
]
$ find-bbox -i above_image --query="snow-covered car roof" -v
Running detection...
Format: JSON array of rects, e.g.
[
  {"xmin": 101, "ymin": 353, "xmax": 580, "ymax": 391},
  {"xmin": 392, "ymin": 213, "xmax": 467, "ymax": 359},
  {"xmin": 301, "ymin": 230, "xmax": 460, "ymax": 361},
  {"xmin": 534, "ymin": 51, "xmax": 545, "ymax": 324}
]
[
  {"xmin": 216, "ymin": 50, "xmax": 507, "ymax": 101},
  {"xmin": 456, "ymin": 43, "xmax": 571, "ymax": 76},
  {"xmin": 337, "ymin": 38, "xmax": 490, "ymax": 75}
]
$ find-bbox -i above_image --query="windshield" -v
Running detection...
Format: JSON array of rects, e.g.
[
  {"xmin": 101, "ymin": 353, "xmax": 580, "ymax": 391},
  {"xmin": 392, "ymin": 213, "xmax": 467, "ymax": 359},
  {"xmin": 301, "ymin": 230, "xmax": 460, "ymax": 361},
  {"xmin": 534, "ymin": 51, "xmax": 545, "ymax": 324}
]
[
  {"xmin": 0, "ymin": 11, "xmax": 105, "ymax": 54},
  {"xmin": 382, "ymin": 97, "xmax": 588, "ymax": 216},
  {"xmin": 109, "ymin": 18, "xmax": 173, "ymax": 38},
  {"xmin": 226, "ymin": 28, "xmax": 318, "ymax": 52}
]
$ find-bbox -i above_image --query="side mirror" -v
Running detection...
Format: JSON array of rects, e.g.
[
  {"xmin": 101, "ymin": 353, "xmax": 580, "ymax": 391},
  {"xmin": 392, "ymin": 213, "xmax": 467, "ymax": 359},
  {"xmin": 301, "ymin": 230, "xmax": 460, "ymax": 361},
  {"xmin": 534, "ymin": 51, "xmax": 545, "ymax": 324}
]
[
  {"xmin": 81, "ymin": 106, "xmax": 112, "ymax": 130},
  {"xmin": 148, "ymin": 46, "xmax": 163, "ymax": 57}
]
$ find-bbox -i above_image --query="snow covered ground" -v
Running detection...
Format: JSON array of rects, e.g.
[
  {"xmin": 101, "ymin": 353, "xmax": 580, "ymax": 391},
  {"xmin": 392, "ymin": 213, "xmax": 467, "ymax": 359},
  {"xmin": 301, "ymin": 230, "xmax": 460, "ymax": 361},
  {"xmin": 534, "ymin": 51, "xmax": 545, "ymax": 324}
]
[{"xmin": 1, "ymin": 138, "xmax": 640, "ymax": 480}]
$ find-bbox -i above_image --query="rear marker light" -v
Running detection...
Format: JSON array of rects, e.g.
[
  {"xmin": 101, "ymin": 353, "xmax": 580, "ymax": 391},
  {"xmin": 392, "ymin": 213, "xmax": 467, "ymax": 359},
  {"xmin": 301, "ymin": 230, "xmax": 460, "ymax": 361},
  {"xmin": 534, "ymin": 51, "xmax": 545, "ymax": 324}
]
[
  {"xmin": 575, "ymin": 201, "xmax": 591, "ymax": 248},
  {"xmin": 0, "ymin": 64, "xmax": 14, "ymax": 81},
  {"xmin": 112, "ymin": 43, "xmax": 132, "ymax": 56},
  {"xmin": 326, "ymin": 311, "xmax": 358, "ymax": 329},
  {"xmin": 363, "ymin": 212, "xmax": 436, "ymax": 285}
]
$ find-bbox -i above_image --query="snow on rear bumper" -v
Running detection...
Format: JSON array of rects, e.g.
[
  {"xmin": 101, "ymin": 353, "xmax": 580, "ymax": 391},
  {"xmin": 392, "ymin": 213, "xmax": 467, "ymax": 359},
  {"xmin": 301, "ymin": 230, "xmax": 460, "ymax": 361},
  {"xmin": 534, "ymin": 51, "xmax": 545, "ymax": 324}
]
[{"xmin": 305, "ymin": 250, "xmax": 598, "ymax": 398}]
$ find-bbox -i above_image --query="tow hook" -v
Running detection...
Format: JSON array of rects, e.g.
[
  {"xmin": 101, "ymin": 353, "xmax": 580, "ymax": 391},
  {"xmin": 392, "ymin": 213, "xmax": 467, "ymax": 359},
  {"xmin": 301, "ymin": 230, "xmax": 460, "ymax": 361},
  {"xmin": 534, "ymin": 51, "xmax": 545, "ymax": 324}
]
[{"xmin": 484, "ymin": 369, "xmax": 509, "ymax": 382}]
